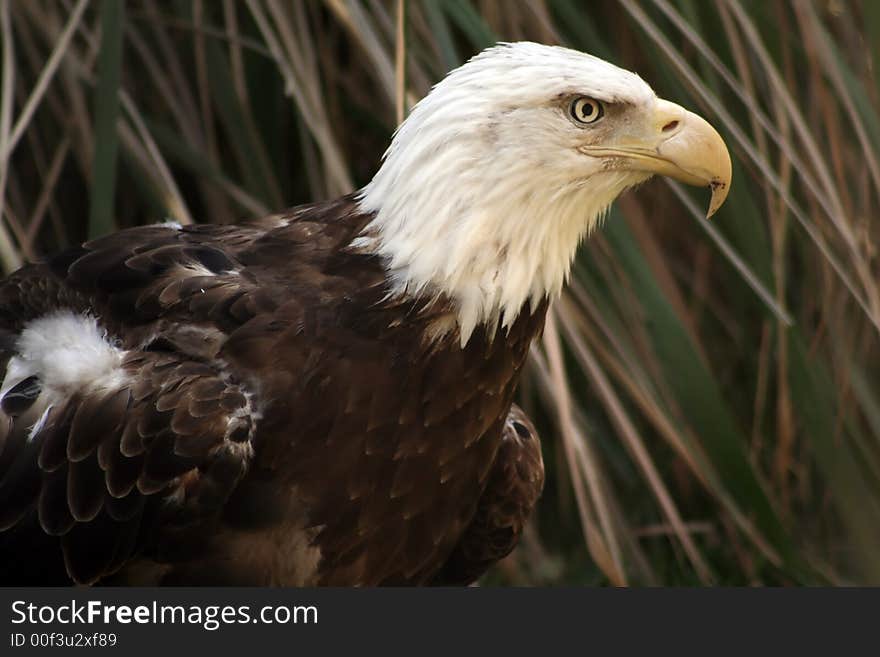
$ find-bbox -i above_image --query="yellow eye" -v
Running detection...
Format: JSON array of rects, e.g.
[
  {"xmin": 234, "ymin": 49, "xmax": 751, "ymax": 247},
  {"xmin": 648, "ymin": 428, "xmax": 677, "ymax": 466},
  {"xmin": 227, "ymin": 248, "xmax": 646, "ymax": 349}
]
[{"xmin": 570, "ymin": 97, "xmax": 604, "ymax": 124}]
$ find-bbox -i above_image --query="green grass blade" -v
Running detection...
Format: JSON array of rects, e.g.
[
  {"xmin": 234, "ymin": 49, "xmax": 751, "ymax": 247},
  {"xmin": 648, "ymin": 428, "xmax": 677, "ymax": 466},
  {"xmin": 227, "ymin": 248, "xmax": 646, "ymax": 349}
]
[
  {"xmin": 88, "ymin": 0, "xmax": 125, "ymax": 239},
  {"xmin": 440, "ymin": 0, "xmax": 496, "ymax": 49},
  {"xmin": 203, "ymin": 37, "xmax": 278, "ymax": 207},
  {"xmin": 421, "ymin": 0, "xmax": 460, "ymax": 70}
]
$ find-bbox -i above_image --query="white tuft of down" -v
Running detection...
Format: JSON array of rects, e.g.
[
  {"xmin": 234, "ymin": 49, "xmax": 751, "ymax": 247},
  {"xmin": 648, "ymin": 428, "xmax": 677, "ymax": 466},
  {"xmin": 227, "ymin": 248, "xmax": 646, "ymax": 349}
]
[
  {"xmin": 356, "ymin": 42, "xmax": 656, "ymax": 345},
  {"xmin": 0, "ymin": 312, "xmax": 129, "ymax": 407}
]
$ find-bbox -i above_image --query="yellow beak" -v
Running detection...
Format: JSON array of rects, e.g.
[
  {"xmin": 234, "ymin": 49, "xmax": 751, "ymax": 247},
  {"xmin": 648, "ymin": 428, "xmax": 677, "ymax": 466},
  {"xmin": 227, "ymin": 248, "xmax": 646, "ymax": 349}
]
[{"xmin": 582, "ymin": 98, "xmax": 732, "ymax": 218}]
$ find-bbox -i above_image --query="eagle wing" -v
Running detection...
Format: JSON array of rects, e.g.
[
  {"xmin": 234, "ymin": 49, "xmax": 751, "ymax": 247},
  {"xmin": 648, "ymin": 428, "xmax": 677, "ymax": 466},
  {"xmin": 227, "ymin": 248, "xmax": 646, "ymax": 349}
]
[
  {"xmin": 431, "ymin": 404, "xmax": 545, "ymax": 585},
  {"xmin": 0, "ymin": 222, "xmax": 275, "ymax": 584}
]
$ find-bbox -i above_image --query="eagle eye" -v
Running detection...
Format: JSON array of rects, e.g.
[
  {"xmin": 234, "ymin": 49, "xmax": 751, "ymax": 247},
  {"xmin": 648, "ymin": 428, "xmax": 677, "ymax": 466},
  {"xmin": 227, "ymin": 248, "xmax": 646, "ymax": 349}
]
[{"xmin": 569, "ymin": 96, "xmax": 604, "ymax": 125}]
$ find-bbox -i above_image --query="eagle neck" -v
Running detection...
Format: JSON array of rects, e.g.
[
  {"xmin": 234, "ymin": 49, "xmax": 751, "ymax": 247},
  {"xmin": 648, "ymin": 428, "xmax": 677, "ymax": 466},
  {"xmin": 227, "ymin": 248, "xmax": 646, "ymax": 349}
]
[{"xmin": 353, "ymin": 170, "xmax": 633, "ymax": 347}]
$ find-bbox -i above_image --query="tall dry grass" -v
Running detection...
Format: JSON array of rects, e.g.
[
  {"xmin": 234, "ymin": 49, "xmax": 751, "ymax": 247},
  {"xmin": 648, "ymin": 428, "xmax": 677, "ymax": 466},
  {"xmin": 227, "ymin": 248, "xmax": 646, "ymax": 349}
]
[{"xmin": 2, "ymin": 0, "xmax": 879, "ymax": 584}]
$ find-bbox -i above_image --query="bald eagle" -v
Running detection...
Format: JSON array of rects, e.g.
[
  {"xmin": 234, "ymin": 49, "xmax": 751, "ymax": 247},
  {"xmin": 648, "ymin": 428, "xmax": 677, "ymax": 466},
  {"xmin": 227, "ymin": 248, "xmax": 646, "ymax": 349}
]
[{"xmin": 0, "ymin": 42, "xmax": 730, "ymax": 586}]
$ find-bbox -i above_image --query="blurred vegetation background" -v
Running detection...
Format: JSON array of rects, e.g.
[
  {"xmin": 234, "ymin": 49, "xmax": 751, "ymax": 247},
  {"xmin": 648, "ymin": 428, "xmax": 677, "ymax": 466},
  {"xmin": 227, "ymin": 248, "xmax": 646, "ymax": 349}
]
[{"xmin": 2, "ymin": 0, "xmax": 879, "ymax": 585}]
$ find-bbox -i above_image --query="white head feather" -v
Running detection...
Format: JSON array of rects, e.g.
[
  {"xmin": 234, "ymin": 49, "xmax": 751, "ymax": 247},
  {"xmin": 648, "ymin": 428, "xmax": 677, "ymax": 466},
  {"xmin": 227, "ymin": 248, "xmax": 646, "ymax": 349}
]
[{"xmin": 356, "ymin": 42, "xmax": 658, "ymax": 344}]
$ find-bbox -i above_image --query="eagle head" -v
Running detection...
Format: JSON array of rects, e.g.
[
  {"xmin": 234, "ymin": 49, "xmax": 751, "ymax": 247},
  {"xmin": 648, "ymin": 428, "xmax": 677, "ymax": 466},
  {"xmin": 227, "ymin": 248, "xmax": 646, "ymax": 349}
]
[{"xmin": 357, "ymin": 42, "xmax": 731, "ymax": 344}]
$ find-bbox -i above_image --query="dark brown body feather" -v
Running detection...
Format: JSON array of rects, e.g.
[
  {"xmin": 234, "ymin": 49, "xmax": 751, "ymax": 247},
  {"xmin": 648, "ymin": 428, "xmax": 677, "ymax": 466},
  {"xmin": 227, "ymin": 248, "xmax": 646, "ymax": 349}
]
[{"xmin": 0, "ymin": 195, "xmax": 546, "ymax": 585}]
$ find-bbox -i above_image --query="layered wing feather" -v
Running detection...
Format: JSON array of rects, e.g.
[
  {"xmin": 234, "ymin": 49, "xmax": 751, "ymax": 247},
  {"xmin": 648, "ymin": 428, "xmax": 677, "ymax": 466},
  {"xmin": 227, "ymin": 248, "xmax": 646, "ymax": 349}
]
[
  {"xmin": 0, "ymin": 222, "xmax": 275, "ymax": 584},
  {"xmin": 0, "ymin": 329, "xmax": 257, "ymax": 585}
]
